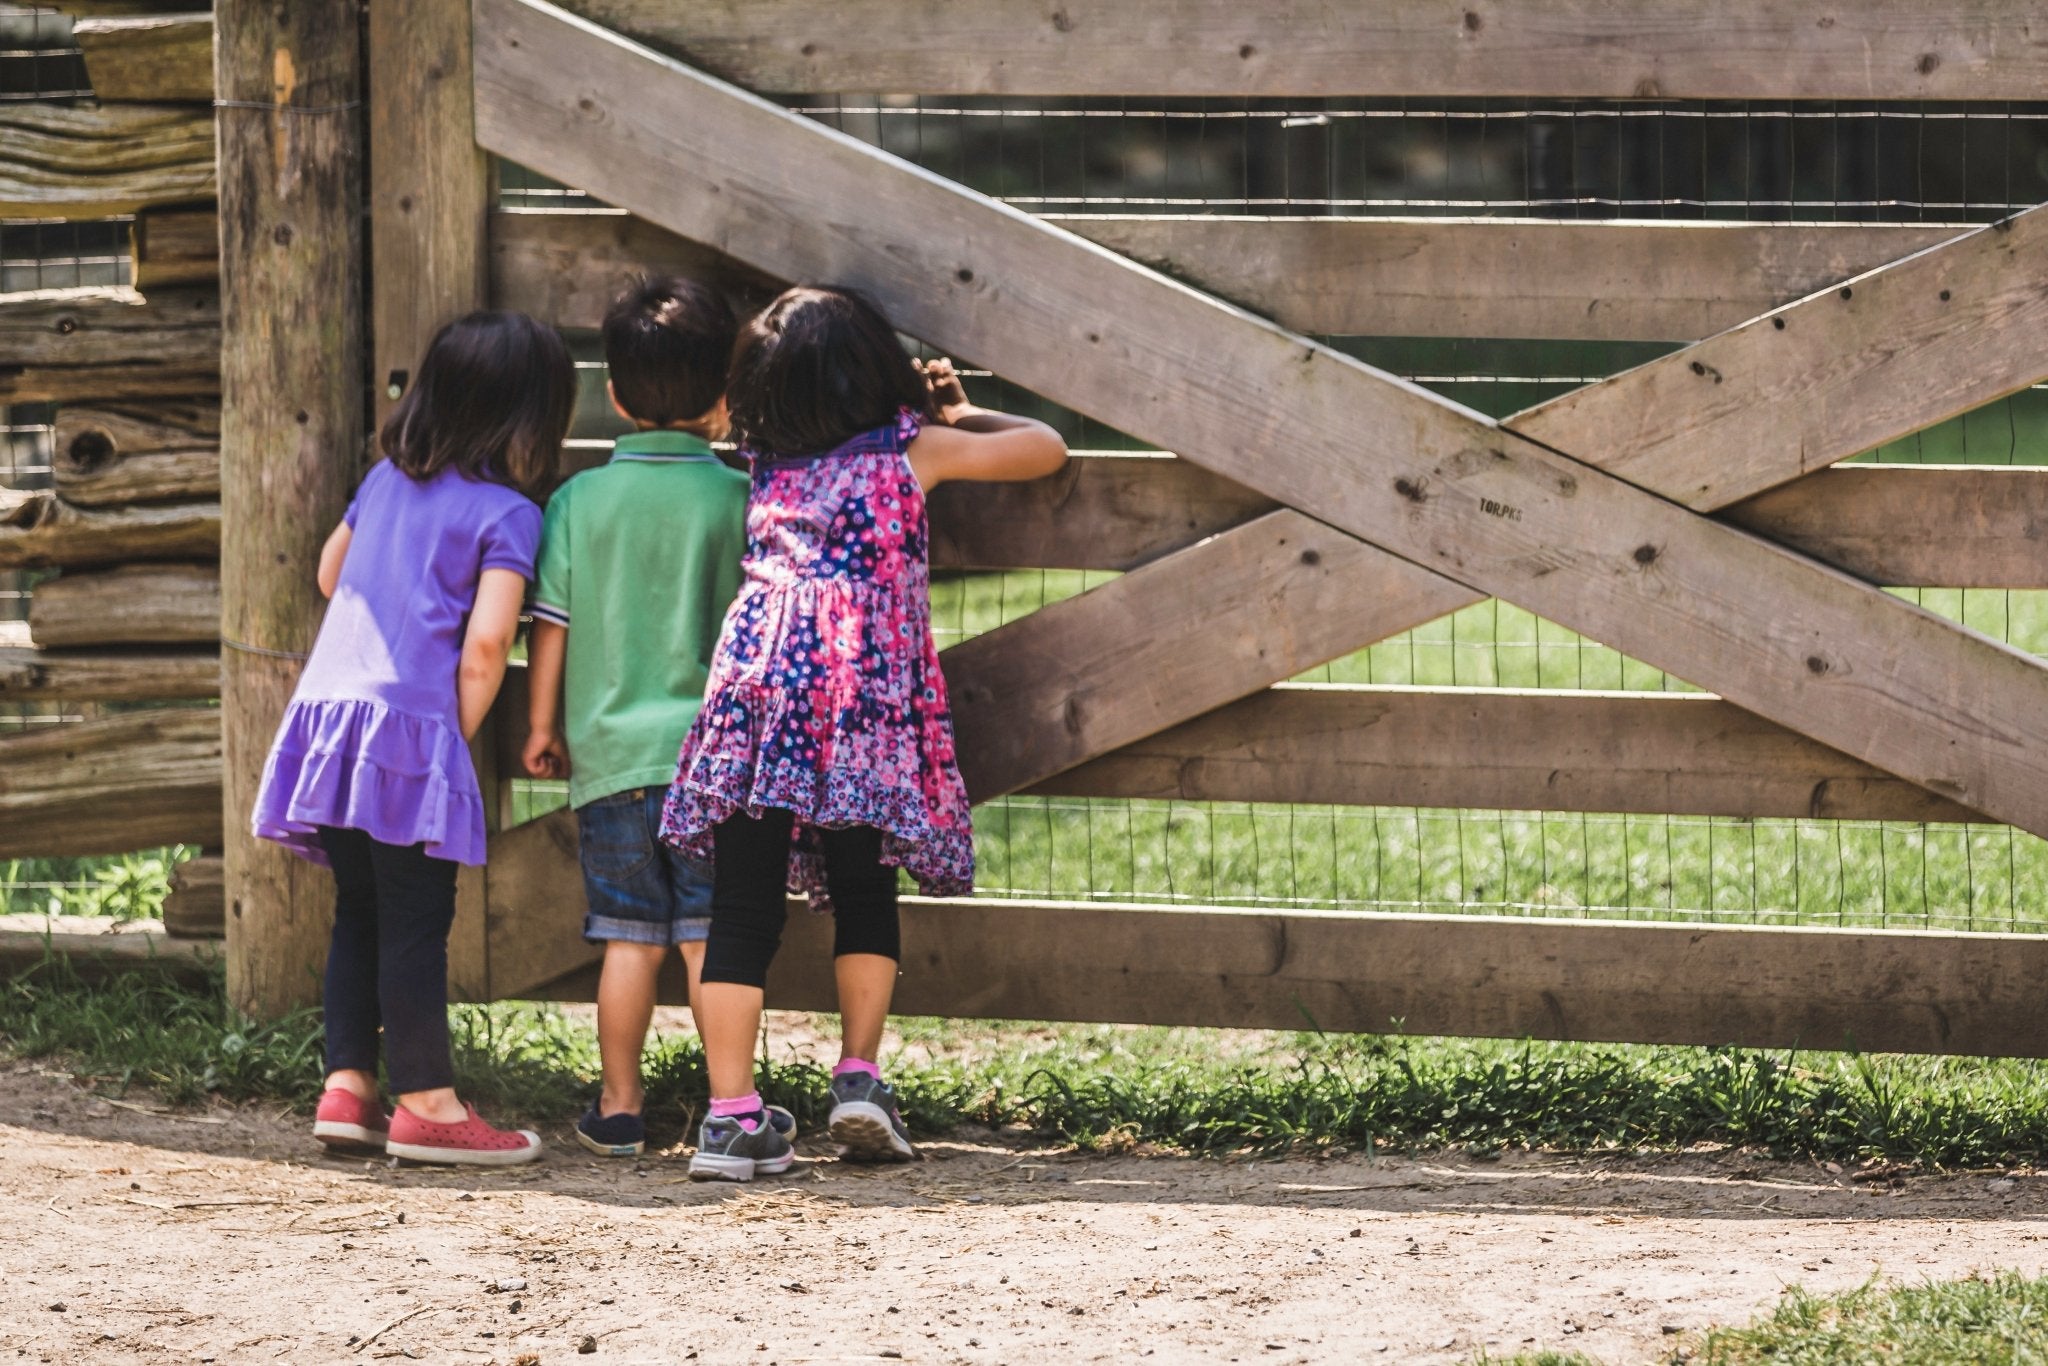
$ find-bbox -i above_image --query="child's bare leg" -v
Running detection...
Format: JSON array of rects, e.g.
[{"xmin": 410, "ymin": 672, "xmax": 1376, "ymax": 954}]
[
  {"xmin": 596, "ymin": 940, "xmax": 667, "ymax": 1116},
  {"xmin": 678, "ymin": 939, "xmax": 707, "ymax": 1030},
  {"xmin": 699, "ymin": 982, "xmax": 766, "ymax": 1099},
  {"xmin": 397, "ymin": 1086, "xmax": 467, "ymax": 1123},
  {"xmin": 834, "ymin": 953, "xmax": 896, "ymax": 1064}
]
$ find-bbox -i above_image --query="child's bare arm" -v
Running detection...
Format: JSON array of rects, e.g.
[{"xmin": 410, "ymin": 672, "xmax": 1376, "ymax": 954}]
[
  {"xmin": 522, "ymin": 618, "xmax": 571, "ymax": 779},
  {"xmin": 457, "ymin": 568, "xmax": 527, "ymax": 741},
  {"xmin": 316, "ymin": 522, "xmax": 352, "ymax": 599},
  {"xmin": 908, "ymin": 417, "xmax": 1068, "ymax": 490}
]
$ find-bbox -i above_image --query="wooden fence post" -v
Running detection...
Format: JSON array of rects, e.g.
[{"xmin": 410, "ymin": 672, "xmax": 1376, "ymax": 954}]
[
  {"xmin": 216, "ymin": 1, "xmax": 366, "ymax": 1018},
  {"xmin": 367, "ymin": 0, "xmax": 494, "ymax": 1001}
]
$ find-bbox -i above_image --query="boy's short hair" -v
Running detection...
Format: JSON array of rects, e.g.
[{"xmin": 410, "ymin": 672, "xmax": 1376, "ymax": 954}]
[{"xmin": 602, "ymin": 276, "xmax": 738, "ymax": 427}]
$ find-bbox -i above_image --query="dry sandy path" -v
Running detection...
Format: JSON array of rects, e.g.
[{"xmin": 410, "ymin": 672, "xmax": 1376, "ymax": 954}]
[{"xmin": 3, "ymin": 1062, "xmax": 2046, "ymax": 1365}]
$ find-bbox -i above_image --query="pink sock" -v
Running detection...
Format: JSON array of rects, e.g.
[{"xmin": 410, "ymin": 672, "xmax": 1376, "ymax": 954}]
[
  {"xmin": 834, "ymin": 1057, "xmax": 881, "ymax": 1080},
  {"xmin": 710, "ymin": 1092, "xmax": 763, "ymax": 1131}
]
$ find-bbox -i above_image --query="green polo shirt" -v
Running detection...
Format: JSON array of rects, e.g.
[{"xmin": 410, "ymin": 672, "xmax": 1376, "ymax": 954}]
[{"xmin": 531, "ymin": 429, "xmax": 750, "ymax": 809}]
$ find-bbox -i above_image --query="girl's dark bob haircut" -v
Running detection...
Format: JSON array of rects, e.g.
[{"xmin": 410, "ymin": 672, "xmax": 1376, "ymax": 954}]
[
  {"xmin": 727, "ymin": 286, "xmax": 934, "ymax": 457},
  {"xmin": 380, "ymin": 310, "xmax": 575, "ymax": 500}
]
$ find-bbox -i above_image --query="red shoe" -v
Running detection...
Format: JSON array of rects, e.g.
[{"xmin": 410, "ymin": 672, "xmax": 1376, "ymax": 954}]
[
  {"xmin": 312, "ymin": 1087, "xmax": 390, "ymax": 1153},
  {"xmin": 385, "ymin": 1103, "xmax": 542, "ymax": 1167}
]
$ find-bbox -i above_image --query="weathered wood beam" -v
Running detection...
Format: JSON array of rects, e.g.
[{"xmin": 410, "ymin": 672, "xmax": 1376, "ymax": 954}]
[
  {"xmin": 926, "ymin": 454, "xmax": 2048, "ymax": 590},
  {"xmin": 0, "ymin": 644, "xmax": 218, "ymax": 702},
  {"xmin": 489, "ymin": 207, "xmax": 781, "ymax": 332},
  {"xmin": 28, "ymin": 562, "xmax": 219, "ymax": 647},
  {"xmin": 1509, "ymin": 211, "xmax": 2048, "ymax": 512},
  {"xmin": 475, "ymin": 2, "xmax": 2048, "ymax": 838},
  {"xmin": 0, "ymin": 490, "xmax": 218, "ymax": 570},
  {"xmin": 0, "ymin": 286, "xmax": 219, "ymax": 405},
  {"xmin": 133, "ymin": 204, "xmax": 220, "ymax": 288},
  {"xmin": 557, "ymin": 0, "xmax": 2048, "ymax": 101},
  {"xmin": 493, "ymin": 207, "xmax": 1968, "ymax": 344},
  {"xmin": 72, "ymin": 13, "xmax": 214, "ymax": 102},
  {"xmin": 0, "ymin": 709, "xmax": 223, "ymax": 859},
  {"xmin": 217, "ymin": 0, "xmax": 364, "ymax": 1017},
  {"xmin": 369, "ymin": 0, "xmax": 497, "ymax": 1000},
  {"xmin": 53, "ymin": 401, "xmax": 219, "ymax": 506},
  {"xmin": 1028, "ymin": 684, "xmax": 1985, "ymax": 823},
  {"xmin": 162, "ymin": 854, "xmax": 226, "ymax": 939},
  {"xmin": 0, "ymin": 918, "xmax": 218, "ymax": 986},
  {"xmin": 0, "ymin": 103, "xmax": 215, "ymax": 218},
  {"xmin": 489, "ymin": 808, "xmax": 2048, "ymax": 1058}
]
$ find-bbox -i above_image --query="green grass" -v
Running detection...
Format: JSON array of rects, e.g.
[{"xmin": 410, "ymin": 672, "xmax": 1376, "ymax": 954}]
[
  {"xmin": 0, "ymin": 848, "xmax": 192, "ymax": 920},
  {"xmin": 14, "ymin": 953, "xmax": 2048, "ymax": 1167},
  {"xmin": 1482, "ymin": 1272, "xmax": 2048, "ymax": 1365}
]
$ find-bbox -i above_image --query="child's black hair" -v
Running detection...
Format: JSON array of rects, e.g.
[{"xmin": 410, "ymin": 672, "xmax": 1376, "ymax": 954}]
[
  {"xmin": 602, "ymin": 275, "xmax": 738, "ymax": 428},
  {"xmin": 380, "ymin": 309, "xmax": 574, "ymax": 500},
  {"xmin": 727, "ymin": 286, "xmax": 934, "ymax": 457}
]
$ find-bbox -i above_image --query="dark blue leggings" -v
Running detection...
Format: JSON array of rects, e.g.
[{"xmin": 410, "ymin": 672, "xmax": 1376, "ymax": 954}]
[{"xmin": 317, "ymin": 826, "xmax": 459, "ymax": 1094}]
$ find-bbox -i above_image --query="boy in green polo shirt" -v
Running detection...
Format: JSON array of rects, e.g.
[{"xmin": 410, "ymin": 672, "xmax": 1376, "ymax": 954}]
[{"xmin": 523, "ymin": 276, "xmax": 789, "ymax": 1157}]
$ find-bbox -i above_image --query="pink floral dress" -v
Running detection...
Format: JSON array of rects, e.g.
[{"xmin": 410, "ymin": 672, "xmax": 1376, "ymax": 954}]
[{"xmin": 661, "ymin": 410, "xmax": 974, "ymax": 906}]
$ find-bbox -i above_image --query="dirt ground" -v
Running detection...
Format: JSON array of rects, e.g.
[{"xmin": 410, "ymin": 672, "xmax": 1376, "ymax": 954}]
[{"xmin": 4, "ymin": 1062, "xmax": 2048, "ymax": 1365}]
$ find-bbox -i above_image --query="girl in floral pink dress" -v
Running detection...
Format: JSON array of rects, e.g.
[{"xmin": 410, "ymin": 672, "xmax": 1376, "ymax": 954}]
[{"xmin": 662, "ymin": 286, "xmax": 1067, "ymax": 1180}]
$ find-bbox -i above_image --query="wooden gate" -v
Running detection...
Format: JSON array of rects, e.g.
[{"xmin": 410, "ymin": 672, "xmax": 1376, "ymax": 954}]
[{"xmin": 221, "ymin": 0, "xmax": 2048, "ymax": 1053}]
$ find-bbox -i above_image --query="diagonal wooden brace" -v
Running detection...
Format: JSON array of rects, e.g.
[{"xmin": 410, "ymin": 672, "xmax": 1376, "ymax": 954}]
[{"xmin": 476, "ymin": 0, "xmax": 2048, "ymax": 836}]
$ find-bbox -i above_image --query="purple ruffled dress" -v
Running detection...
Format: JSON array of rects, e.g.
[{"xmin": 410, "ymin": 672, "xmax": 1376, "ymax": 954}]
[
  {"xmin": 250, "ymin": 460, "xmax": 541, "ymax": 867},
  {"xmin": 660, "ymin": 411, "xmax": 974, "ymax": 906}
]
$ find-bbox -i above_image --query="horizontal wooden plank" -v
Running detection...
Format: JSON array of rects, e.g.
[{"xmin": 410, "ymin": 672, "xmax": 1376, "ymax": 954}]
[
  {"xmin": 559, "ymin": 1, "xmax": 2048, "ymax": 100},
  {"xmin": 926, "ymin": 454, "xmax": 2048, "ymax": 588},
  {"xmin": 0, "ymin": 102, "xmax": 216, "ymax": 219},
  {"xmin": 1061, "ymin": 217, "xmax": 1968, "ymax": 343},
  {"xmin": 28, "ymin": 562, "xmax": 220, "ymax": 647},
  {"xmin": 161, "ymin": 854, "xmax": 225, "ymax": 939},
  {"xmin": 72, "ymin": 13, "xmax": 214, "ymax": 102},
  {"xmin": 490, "ymin": 209, "xmax": 1967, "ymax": 344},
  {"xmin": 53, "ymin": 400, "xmax": 220, "ymax": 506},
  {"xmin": 0, "ymin": 708, "xmax": 223, "ymax": 858},
  {"xmin": 0, "ymin": 490, "xmax": 219, "ymax": 570},
  {"xmin": 0, "ymin": 287, "xmax": 220, "ymax": 405},
  {"xmin": 0, "ymin": 916, "xmax": 218, "ymax": 985},
  {"xmin": 0, "ymin": 646, "xmax": 218, "ymax": 703},
  {"xmin": 1027, "ymin": 684, "xmax": 1985, "ymax": 822},
  {"xmin": 133, "ymin": 204, "xmax": 220, "ymax": 288},
  {"xmin": 487, "ymin": 813, "xmax": 2048, "ymax": 1057}
]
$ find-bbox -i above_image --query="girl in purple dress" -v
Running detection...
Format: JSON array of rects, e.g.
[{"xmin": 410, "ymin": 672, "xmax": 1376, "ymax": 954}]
[
  {"xmin": 662, "ymin": 286, "xmax": 1068, "ymax": 1181},
  {"xmin": 252, "ymin": 311, "xmax": 573, "ymax": 1166}
]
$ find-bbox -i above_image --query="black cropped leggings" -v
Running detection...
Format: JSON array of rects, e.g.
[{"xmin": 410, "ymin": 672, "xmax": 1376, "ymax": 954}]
[
  {"xmin": 700, "ymin": 808, "xmax": 900, "ymax": 988},
  {"xmin": 317, "ymin": 825, "xmax": 458, "ymax": 1094}
]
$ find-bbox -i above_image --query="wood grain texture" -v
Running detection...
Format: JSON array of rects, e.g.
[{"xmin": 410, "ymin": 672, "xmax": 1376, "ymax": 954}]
[
  {"xmin": 161, "ymin": 854, "xmax": 226, "ymax": 939},
  {"xmin": 492, "ymin": 208, "xmax": 1965, "ymax": 344},
  {"xmin": 72, "ymin": 13, "xmax": 214, "ymax": 102},
  {"xmin": 369, "ymin": 0, "xmax": 495, "ymax": 1000},
  {"xmin": 53, "ymin": 401, "xmax": 219, "ymax": 506},
  {"xmin": 473, "ymin": 1, "xmax": 2048, "ymax": 833},
  {"xmin": 1508, "ymin": 208, "xmax": 2048, "ymax": 511},
  {"xmin": 132, "ymin": 204, "xmax": 219, "ymax": 288},
  {"xmin": 489, "ymin": 207, "xmax": 782, "ymax": 329},
  {"xmin": 0, "ymin": 286, "xmax": 219, "ymax": 404},
  {"xmin": 216, "ymin": 0, "xmax": 364, "ymax": 1018},
  {"xmin": 556, "ymin": 0, "xmax": 2048, "ymax": 101},
  {"xmin": 0, "ymin": 709, "xmax": 222, "ymax": 858},
  {"xmin": 925, "ymin": 454, "xmax": 2048, "ymax": 588},
  {"xmin": 0, "ymin": 645, "xmax": 218, "ymax": 702},
  {"xmin": 27, "ymin": 562, "xmax": 219, "ymax": 647},
  {"xmin": 0, "ymin": 920, "xmax": 218, "ymax": 985},
  {"xmin": 1028, "ymin": 684, "xmax": 1986, "ymax": 822},
  {"xmin": 0, "ymin": 489, "xmax": 218, "ymax": 569},
  {"xmin": 0, "ymin": 102, "xmax": 215, "ymax": 217},
  {"xmin": 488, "ymin": 812, "xmax": 2048, "ymax": 1058}
]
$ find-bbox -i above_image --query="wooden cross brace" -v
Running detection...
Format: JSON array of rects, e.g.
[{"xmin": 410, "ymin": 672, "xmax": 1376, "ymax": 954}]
[{"xmin": 475, "ymin": 0, "xmax": 2048, "ymax": 837}]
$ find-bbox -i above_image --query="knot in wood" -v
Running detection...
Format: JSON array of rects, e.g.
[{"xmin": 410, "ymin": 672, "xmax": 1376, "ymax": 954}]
[
  {"xmin": 1393, "ymin": 477, "xmax": 1427, "ymax": 503},
  {"xmin": 1299, "ymin": 548, "xmax": 1321, "ymax": 566},
  {"xmin": 1462, "ymin": 10, "xmax": 1483, "ymax": 32},
  {"xmin": 1050, "ymin": 8, "xmax": 1073, "ymax": 32},
  {"xmin": 54, "ymin": 316, "xmax": 77, "ymax": 334},
  {"xmin": 1806, "ymin": 655, "xmax": 1831, "ymax": 675},
  {"xmin": 1632, "ymin": 544, "xmax": 1659, "ymax": 566},
  {"xmin": 1917, "ymin": 52, "xmax": 1941, "ymax": 75}
]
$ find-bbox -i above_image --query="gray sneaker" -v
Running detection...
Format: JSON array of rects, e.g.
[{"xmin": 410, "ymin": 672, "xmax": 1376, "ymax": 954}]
[
  {"xmin": 827, "ymin": 1073, "xmax": 916, "ymax": 1163},
  {"xmin": 687, "ymin": 1112, "xmax": 795, "ymax": 1182}
]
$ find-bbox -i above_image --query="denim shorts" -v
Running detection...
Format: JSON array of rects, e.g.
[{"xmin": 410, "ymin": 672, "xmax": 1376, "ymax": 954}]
[{"xmin": 576, "ymin": 787, "xmax": 713, "ymax": 946}]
